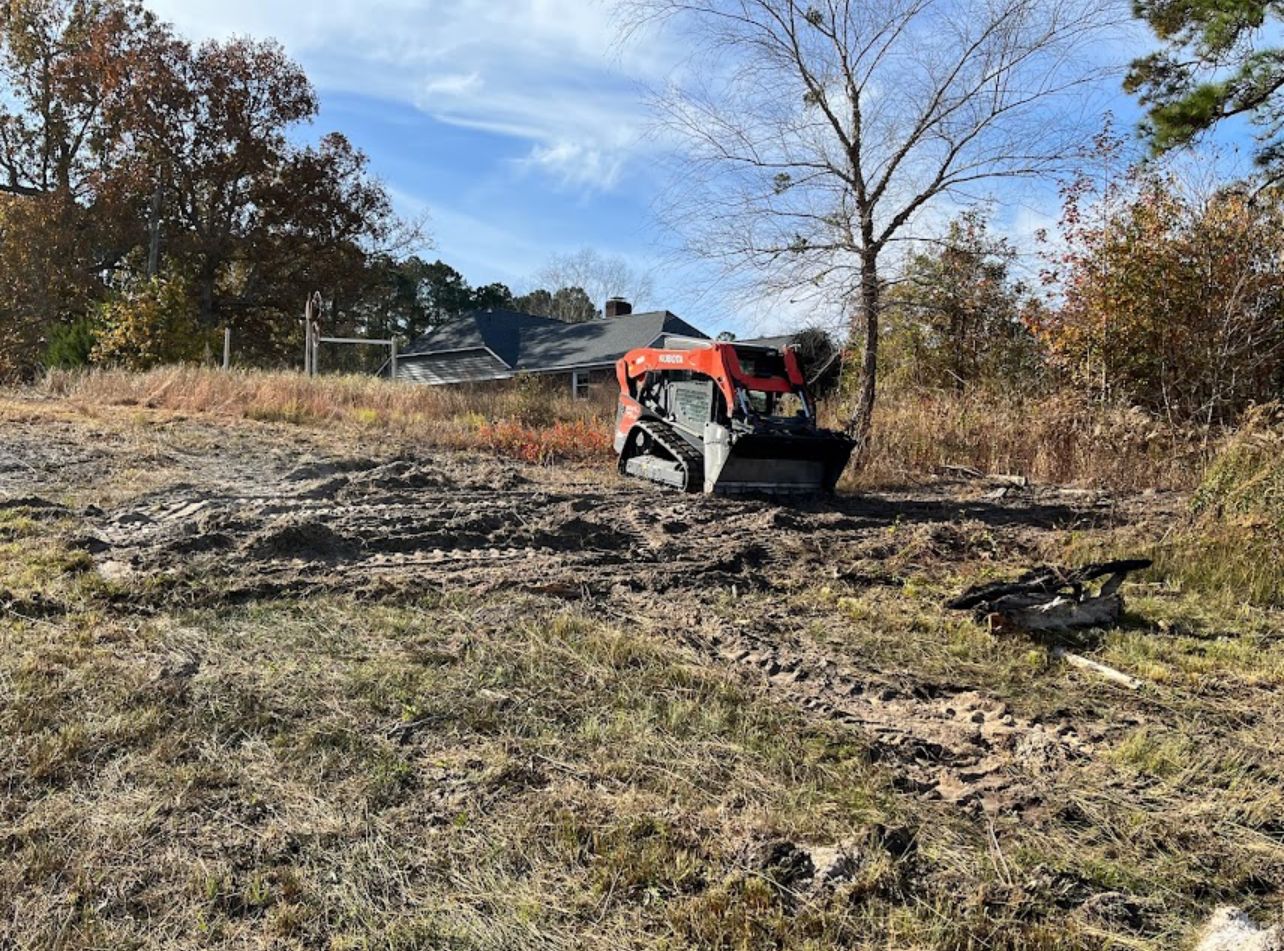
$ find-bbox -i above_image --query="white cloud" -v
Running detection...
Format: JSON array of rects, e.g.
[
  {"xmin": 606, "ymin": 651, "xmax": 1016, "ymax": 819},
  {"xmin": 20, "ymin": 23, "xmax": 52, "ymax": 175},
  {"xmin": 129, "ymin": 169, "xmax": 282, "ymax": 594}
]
[
  {"xmin": 145, "ymin": 0, "xmax": 672, "ymax": 192},
  {"xmin": 423, "ymin": 72, "xmax": 483, "ymax": 97},
  {"xmin": 524, "ymin": 140, "xmax": 625, "ymax": 190}
]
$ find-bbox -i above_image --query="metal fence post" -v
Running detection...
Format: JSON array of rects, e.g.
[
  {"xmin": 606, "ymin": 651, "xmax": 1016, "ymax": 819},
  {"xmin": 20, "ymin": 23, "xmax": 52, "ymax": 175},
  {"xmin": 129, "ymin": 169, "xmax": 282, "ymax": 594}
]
[
  {"xmin": 390, "ymin": 338, "xmax": 398, "ymax": 381},
  {"xmin": 222, "ymin": 327, "xmax": 231, "ymax": 370}
]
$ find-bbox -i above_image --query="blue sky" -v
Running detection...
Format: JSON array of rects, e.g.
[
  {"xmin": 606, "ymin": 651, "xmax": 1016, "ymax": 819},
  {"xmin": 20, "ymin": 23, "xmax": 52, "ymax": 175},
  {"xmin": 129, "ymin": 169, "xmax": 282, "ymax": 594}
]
[
  {"xmin": 316, "ymin": 90, "xmax": 665, "ymax": 293},
  {"xmin": 141, "ymin": 0, "xmax": 1214, "ymax": 339},
  {"xmin": 143, "ymin": 0, "xmax": 705, "ymax": 311}
]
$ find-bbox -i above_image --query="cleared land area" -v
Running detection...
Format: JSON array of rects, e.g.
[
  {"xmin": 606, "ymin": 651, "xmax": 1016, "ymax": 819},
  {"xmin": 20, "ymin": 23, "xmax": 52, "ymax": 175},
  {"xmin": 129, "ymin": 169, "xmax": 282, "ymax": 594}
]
[{"xmin": 2, "ymin": 386, "xmax": 1282, "ymax": 949}]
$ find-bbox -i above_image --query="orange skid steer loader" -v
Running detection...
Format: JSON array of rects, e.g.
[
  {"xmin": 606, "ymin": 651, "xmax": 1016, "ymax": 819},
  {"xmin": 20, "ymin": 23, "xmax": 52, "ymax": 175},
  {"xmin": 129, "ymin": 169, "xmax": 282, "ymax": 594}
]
[{"xmin": 613, "ymin": 337, "xmax": 854, "ymax": 496}]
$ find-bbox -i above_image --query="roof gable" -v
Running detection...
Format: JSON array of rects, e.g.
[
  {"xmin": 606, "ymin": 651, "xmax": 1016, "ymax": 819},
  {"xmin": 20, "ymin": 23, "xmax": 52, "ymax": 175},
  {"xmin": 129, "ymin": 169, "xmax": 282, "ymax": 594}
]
[
  {"xmin": 512, "ymin": 310, "xmax": 707, "ymax": 370},
  {"xmin": 403, "ymin": 309, "xmax": 565, "ymax": 367}
]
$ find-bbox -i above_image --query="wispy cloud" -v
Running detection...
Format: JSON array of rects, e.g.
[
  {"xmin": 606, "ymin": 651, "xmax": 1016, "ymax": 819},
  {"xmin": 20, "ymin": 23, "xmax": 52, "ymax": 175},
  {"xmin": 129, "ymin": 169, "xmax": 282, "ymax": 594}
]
[
  {"xmin": 423, "ymin": 72, "xmax": 483, "ymax": 98},
  {"xmin": 524, "ymin": 140, "xmax": 625, "ymax": 190},
  {"xmin": 146, "ymin": 0, "xmax": 670, "ymax": 193}
]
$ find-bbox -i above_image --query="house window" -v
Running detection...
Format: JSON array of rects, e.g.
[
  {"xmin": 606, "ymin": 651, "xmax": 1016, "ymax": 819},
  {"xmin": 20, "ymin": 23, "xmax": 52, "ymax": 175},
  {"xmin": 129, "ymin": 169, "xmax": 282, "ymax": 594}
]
[{"xmin": 572, "ymin": 370, "xmax": 591, "ymax": 400}]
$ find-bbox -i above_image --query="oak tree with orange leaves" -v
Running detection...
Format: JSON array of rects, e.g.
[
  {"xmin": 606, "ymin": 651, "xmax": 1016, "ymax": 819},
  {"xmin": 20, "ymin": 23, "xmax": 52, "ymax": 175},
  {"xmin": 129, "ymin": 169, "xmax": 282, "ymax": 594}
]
[
  {"xmin": 0, "ymin": 0, "xmax": 169, "ymax": 376},
  {"xmin": 0, "ymin": 0, "xmax": 408, "ymax": 377}
]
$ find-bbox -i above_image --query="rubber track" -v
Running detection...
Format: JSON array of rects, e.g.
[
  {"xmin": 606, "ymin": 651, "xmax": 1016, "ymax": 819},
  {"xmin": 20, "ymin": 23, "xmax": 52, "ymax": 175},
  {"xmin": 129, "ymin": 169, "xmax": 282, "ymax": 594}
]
[{"xmin": 630, "ymin": 419, "xmax": 705, "ymax": 492}]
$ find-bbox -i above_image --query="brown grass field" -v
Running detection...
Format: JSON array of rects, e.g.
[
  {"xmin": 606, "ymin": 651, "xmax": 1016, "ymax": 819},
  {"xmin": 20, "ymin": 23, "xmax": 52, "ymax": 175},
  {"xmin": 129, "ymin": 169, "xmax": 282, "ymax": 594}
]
[{"xmin": 1, "ymin": 369, "xmax": 1281, "ymax": 950}]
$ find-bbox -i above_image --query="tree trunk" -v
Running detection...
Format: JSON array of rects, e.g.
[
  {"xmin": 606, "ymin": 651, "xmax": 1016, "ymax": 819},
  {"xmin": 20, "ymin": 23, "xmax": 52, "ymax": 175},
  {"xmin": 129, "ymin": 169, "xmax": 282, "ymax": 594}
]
[
  {"xmin": 847, "ymin": 249, "xmax": 880, "ymax": 459},
  {"xmin": 198, "ymin": 269, "xmax": 216, "ymax": 330},
  {"xmin": 146, "ymin": 187, "xmax": 163, "ymax": 279}
]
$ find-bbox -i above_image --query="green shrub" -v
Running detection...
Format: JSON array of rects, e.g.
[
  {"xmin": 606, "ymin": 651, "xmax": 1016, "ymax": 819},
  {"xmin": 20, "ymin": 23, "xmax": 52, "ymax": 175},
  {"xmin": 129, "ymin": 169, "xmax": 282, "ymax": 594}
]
[
  {"xmin": 92, "ymin": 276, "xmax": 215, "ymax": 371},
  {"xmin": 44, "ymin": 315, "xmax": 100, "ymax": 369}
]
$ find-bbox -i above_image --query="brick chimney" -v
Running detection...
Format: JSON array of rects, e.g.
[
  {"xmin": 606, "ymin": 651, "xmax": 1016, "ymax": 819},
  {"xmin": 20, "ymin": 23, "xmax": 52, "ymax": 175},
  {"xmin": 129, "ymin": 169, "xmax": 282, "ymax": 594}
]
[{"xmin": 605, "ymin": 297, "xmax": 633, "ymax": 318}]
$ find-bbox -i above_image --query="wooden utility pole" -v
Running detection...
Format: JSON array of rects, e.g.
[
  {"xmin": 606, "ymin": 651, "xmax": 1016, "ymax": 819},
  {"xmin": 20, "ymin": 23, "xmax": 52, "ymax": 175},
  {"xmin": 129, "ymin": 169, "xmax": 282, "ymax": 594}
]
[
  {"xmin": 303, "ymin": 308, "xmax": 312, "ymax": 375},
  {"xmin": 311, "ymin": 292, "xmax": 323, "ymax": 377}
]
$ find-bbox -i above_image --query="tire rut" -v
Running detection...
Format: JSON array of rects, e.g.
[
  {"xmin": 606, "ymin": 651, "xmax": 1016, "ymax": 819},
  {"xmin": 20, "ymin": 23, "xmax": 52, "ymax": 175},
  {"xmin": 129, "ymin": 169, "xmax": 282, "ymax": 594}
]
[{"xmin": 658, "ymin": 610, "xmax": 1089, "ymax": 815}]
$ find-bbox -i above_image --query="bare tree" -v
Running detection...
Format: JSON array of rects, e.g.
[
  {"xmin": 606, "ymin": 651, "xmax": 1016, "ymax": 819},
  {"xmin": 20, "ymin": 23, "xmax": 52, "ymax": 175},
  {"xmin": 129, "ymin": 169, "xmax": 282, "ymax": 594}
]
[
  {"xmin": 619, "ymin": 0, "xmax": 1123, "ymax": 453},
  {"xmin": 536, "ymin": 247, "xmax": 656, "ymax": 313}
]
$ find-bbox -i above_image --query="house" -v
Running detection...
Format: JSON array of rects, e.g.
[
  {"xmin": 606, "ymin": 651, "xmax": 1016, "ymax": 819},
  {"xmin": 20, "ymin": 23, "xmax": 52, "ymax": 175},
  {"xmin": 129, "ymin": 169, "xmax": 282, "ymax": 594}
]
[{"xmin": 393, "ymin": 298, "xmax": 708, "ymax": 396}]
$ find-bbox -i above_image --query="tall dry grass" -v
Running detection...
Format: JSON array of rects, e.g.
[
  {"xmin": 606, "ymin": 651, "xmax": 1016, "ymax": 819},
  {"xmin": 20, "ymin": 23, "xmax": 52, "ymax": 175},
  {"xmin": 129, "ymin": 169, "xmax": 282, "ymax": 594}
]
[
  {"xmin": 38, "ymin": 366, "xmax": 618, "ymax": 464},
  {"xmin": 41, "ymin": 365, "xmax": 615, "ymax": 427},
  {"xmin": 849, "ymin": 387, "xmax": 1212, "ymax": 491},
  {"xmin": 34, "ymin": 366, "xmax": 1216, "ymax": 489},
  {"xmin": 1152, "ymin": 404, "xmax": 1284, "ymax": 605}
]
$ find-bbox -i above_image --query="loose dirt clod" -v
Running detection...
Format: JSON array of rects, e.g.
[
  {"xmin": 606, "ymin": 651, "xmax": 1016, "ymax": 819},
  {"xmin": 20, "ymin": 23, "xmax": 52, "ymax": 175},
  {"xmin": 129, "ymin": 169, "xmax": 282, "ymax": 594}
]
[{"xmin": 740, "ymin": 838, "xmax": 817, "ymax": 890}]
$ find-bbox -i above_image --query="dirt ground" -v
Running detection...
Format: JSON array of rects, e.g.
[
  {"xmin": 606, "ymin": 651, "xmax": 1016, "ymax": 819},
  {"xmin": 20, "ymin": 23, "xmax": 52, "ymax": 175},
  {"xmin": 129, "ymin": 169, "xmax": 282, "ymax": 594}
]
[
  {"xmin": 0, "ymin": 398, "xmax": 1178, "ymax": 815},
  {"xmin": 3, "ymin": 395, "xmax": 1280, "ymax": 949}
]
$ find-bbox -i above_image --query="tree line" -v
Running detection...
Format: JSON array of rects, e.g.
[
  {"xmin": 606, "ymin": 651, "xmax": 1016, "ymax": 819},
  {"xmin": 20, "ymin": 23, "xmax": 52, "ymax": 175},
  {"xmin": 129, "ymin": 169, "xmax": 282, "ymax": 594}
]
[
  {"xmin": 878, "ymin": 136, "xmax": 1284, "ymax": 427},
  {"xmin": 8, "ymin": 0, "xmax": 1284, "ymax": 435},
  {"xmin": 624, "ymin": 0, "xmax": 1284, "ymax": 440},
  {"xmin": 0, "ymin": 1, "xmax": 652, "ymax": 378},
  {"xmin": 356, "ymin": 247, "xmax": 655, "ymax": 344}
]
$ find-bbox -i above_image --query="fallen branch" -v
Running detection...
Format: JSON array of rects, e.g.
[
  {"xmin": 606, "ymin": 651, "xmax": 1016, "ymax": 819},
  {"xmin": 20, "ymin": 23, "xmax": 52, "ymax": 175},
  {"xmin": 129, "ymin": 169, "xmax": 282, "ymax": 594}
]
[
  {"xmin": 947, "ymin": 560, "xmax": 1153, "ymax": 615},
  {"xmin": 949, "ymin": 560, "xmax": 1152, "ymax": 634},
  {"xmin": 946, "ymin": 560, "xmax": 1154, "ymax": 687},
  {"xmin": 985, "ymin": 593, "xmax": 1124, "ymax": 634},
  {"xmin": 1051, "ymin": 647, "xmax": 1143, "ymax": 690}
]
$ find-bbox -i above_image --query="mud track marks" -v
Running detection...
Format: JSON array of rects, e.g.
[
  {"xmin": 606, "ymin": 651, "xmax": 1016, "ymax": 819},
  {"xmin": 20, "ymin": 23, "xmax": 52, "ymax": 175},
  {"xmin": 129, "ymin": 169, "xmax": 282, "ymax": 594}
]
[
  {"xmin": 87, "ymin": 456, "xmax": 870, "ymax": 601},
  {"xmin": 74, "ymin": 449, "xmax": 1118, "ymax": 813},
  {"xmin": 92, "ymin": 458, "xmax": 651, "ymax": 597},
  {"xmin": 669, "ymin": 613, "xmax": 1087, "ymax": 813}
]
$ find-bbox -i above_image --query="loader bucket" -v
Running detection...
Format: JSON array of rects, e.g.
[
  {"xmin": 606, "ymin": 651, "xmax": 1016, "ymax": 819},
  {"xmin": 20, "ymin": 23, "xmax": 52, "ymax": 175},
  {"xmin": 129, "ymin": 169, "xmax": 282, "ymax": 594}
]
[{"xmin": 703, "ymin": 425, "xmax": 855, "ymax": 496}]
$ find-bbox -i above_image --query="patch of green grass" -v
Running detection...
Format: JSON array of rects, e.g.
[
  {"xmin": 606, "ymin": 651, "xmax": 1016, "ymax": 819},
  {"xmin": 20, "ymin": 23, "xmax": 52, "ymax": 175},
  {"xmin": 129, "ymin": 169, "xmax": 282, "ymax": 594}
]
[
  {"xmin": 1150, "ymin": 527, "xmax": 1284, "ymax": 608},
  {"xmin": 0, "ymin": 507, "xmax": 41, "ymax": 540},
  {"xmin": 1192, "ymin": 409, "xmax": 1284, "ymax": 528},
  {"xmin": 1138, "ymin": 411, "xmax": 1284, "ymax": 606},
  {"xmin": 5, "ymin": 497, "xmax": 1284, "ymax": 949},
  {"xmin": 1101, "ymin": 607, "xmax": 1284, "ymax": 687},
  {"xmin": 1108, "ymin": 727, "xmax": 1196, "ymax": 779},
  {"xmin": 0, "ymin": 517, "xmax": 117, "ymax": 616}
]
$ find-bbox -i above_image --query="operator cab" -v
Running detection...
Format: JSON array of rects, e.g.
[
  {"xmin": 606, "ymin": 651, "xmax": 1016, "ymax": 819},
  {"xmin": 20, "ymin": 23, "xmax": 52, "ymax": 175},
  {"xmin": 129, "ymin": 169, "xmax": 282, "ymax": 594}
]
[
  {"xmin": 634, "ymin": 341, "xmax": 811, "ymax": 440},
  {"xmin": 728, "ymin": 343, "xmax": 814, "ymax": 428}
]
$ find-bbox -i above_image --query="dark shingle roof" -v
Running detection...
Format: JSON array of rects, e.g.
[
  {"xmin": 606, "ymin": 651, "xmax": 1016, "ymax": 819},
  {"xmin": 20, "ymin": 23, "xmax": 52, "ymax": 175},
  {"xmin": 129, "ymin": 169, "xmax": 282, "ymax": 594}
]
[
  {"xmin": 401, "ymin": 309, "xmax": 708, "ymax": 378},
  {"xmin": 397, "ymin": 350, "xmax": 510, "ymax": 386},
  {"xmin": 403, "ymin": 309, "xmax": 564, "ymax": 366},
  {"xmin": 512, "ymin": 311, "xmax": 706, "ymax": 370}
]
